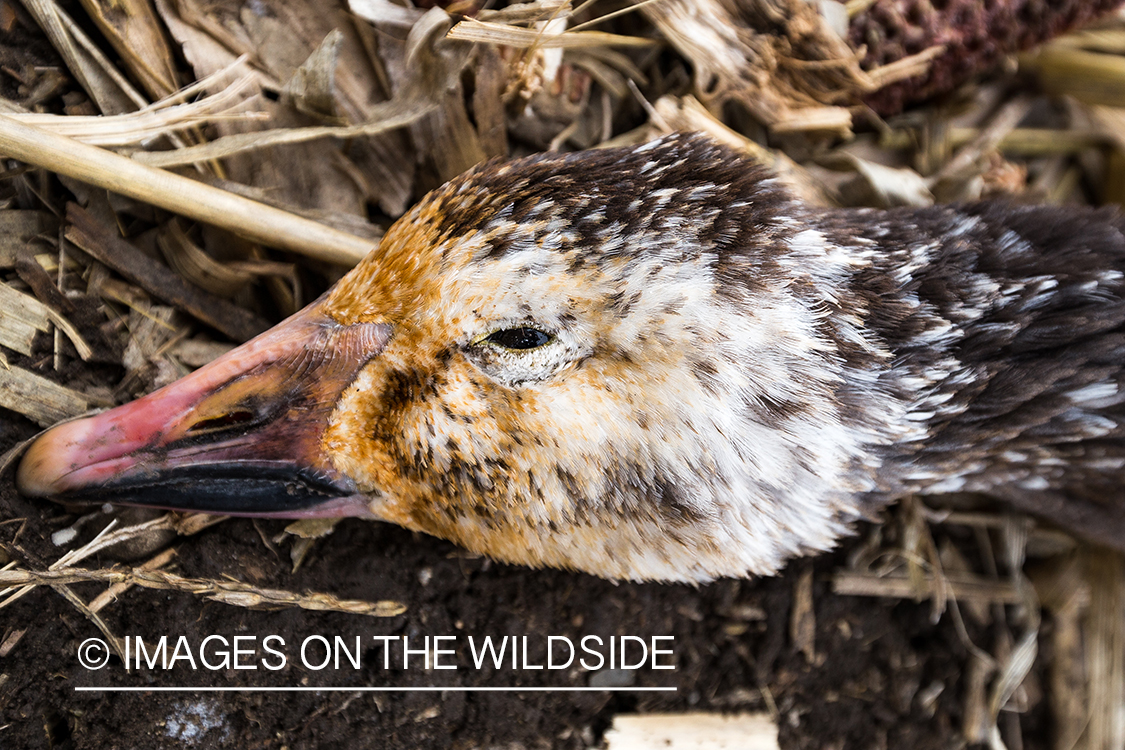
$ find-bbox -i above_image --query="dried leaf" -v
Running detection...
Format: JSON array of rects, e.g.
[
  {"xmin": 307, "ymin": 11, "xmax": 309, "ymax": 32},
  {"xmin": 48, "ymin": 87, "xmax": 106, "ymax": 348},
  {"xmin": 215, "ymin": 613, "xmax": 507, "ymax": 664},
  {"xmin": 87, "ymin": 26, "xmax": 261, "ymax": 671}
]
[
  {"xmin": 20, "ymin": 0, "xmax": 145, "ymax": 114},
  {"xmin": 156, "ymin": 0, "xmax": 415, "ymax": 216},
  {"xmin": 840, "ymin": 155, "xmax": 934, "ymax": 208},
  {"xmin": 77, "ymin": 0, "xmax": 180, "ymax": 100},
  {"xmin": 284, "ymin": 518, "xmax": 341, "ymax": 540},
  {"xmin": 158, "ymin": 220, "xmax": 255, "ymax": 298},
  {"xmin": 348, "ymin": 0, "xmax": 424, "ymax": 29},
  {"xmin": 65, "ymin": 204, "xmax": 270, "ymax": 342},
  {"xmin": 283, "ymin": 29, "xmax": 345, "ymax": 121}
]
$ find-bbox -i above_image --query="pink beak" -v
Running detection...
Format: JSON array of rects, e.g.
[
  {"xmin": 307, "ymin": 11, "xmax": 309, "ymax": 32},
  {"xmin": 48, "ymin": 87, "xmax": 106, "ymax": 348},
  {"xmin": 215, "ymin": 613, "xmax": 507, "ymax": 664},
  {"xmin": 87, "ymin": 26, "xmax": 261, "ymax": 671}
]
[{"xmin": 16, "ymin": 302, "xmax": 389, "ymax": 518}]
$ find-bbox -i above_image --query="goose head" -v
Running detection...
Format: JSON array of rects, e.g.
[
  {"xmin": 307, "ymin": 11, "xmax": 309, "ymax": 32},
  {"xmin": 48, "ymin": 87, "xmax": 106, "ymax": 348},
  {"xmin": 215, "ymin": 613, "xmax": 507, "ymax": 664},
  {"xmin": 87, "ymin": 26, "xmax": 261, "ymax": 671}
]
[{"xmin": 18, "ymin": 134, "xmax": 895, "ymax": 582}]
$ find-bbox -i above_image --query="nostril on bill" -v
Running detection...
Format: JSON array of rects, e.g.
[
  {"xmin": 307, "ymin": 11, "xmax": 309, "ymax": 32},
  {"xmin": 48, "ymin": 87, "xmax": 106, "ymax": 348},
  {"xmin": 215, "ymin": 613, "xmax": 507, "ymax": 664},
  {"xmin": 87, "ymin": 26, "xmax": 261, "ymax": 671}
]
[{"xmin": 185, "ymin": 411, "xmax": 257, "ymax": 434}]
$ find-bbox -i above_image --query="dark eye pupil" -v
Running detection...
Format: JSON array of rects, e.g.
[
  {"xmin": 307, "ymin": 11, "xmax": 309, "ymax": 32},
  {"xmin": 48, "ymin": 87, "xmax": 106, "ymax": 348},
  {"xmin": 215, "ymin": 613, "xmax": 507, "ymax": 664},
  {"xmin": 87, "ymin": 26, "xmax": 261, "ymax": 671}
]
[{"xmin": 486, "ymin": 327, "xmax": 551, "ymax": 350}]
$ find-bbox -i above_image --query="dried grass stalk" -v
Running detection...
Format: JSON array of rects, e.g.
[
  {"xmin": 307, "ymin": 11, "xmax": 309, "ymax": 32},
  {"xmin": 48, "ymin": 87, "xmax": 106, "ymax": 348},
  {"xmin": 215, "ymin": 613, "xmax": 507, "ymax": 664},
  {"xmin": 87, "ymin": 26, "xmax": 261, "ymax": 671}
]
[
  {"xmin": 132, "ymin": 97, "xmax": 437, "ymax": 169},
  {"xmin": 352, "ymin": 0, "xmax": 571, "ymax": 28},
  {"xmin": 881, "ymin": 126, "xmax": 1109, "ymax": 156},
  {"xmin": 4, "ymin": 72, "xmax": 261, "ymax": 146},
  {"xmin": 833, "ymin": 570, "xmax": 1022, "ymax": 604},
  {"xmin": 1028, "ymin": 44, "xmax": 1125, "ymax": 108},
  {"xmin": 88, "ymin": 548, "xmax": 177, "ymax": 613},
  {"xmin": 0, "ymin": 567, "xmax": 407, "ymax": 618},
  {"xmin": 447, "ymin": 18, "xmax": 655, "ymax": 49},
  {"xmin": 0, "ymin": 115, "xmax": 374, "ymax": 266},
  {"xmin": 51, "ymin": 580, "xmax": 127, "ymax": 659}
]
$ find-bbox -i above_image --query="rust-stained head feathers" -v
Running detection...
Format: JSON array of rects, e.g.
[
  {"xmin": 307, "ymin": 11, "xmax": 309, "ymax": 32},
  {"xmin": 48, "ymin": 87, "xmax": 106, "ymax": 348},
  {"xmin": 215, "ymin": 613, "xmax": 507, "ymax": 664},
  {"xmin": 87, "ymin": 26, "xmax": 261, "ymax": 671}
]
[{"xmin": 317, "ymin": 134, "xmax": 887, "ymax": 581}]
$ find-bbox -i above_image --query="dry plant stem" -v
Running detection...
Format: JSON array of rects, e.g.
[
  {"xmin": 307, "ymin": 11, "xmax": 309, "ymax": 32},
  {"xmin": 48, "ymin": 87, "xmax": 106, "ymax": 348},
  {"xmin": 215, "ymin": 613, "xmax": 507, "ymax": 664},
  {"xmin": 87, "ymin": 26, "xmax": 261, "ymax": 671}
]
[
  {"xmin": 789, "ymin": 566, "xmax": 815, "ymax": 662},
  {"xmin": 568, "ymin": 0, "xmax": 665, "ymax": 32},
  {"xmin": 0, "ymin": 567, "xmax": 407, "ymax": 617},
  {"xmin": 446, "ymin": 19, "xmax": 655, "ymax": 49},
  {"xmin": 0, "ymin": 365, "xmax": 91, "ymax": 426},
  {"xmin": 0, "ymin": 280, "xmax": 93, "ymax": 359},
  {"xmin": 986, "ymin": 581, "xmax": 1039, "ymax": 745},
  {"xmin": 133, "ymin": 101, "xmax": 437, "ymax": 169},
  {"xmin": 1034, "ymin": 554, "xmax": 1089, "ymax": 750},
  {"xmin": 52, "ymin": 513, "xmax": 226, "ymax": 570},
  {"xmin": 832, "ymin": 570, "xmax": 1022, "ymax": 603},
  {"xmin": 962, "ymin": 651, "xmax": 994, "ymax": 744},
  {"xmin": 1052, "ymin": 613, "xmax": 1087, "ymax": 750},
  {"xmin": 881, "ymin": 127, "xmax": 1109, "ymax": 156},
  {"xmin": 1084, "ymin": 549, "xmax": 1125, "ymax": 750},
  {"xmin": 0, "ymin": 517, "xmax": 124, "ymax": 611},
  {"xmin": 862, "ymin": 45, "xmax": 946, "ymax": 90},
  {"xmin": 1030, "ymin": 45, "xmax": 1125, "ymax": 108},
  {"xmin": 5, "ymin": 73, "xmax": 262, "ymax": 147},
  {"xmin": 88, "ymin": 547, "xmax": 177, "ymax": 613},
  {"xmin": 51, "ymin": 581, "xmax": 127, "ymax": 660},
  {"xmin": 0, "ymin": 627, "xmax": 27, "ymax": 657},
  {"xmin": 0, "ymin": 115, "xmax": 372, "ymax": 266},
  {"xmin": 2, "ymin": 512, "xmax": 223, "ymax": 612},
  {"xmin": 929, "ymin": 95, "xmax": 1034, "ymax": 187}
]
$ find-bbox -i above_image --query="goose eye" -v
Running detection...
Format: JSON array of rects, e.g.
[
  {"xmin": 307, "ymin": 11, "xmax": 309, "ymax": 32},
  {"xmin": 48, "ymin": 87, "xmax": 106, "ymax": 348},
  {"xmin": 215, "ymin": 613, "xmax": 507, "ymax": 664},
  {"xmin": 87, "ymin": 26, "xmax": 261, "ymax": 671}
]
[{"xmin": 484, "ymin": 327, "xmax": 553, "ymax": 350}]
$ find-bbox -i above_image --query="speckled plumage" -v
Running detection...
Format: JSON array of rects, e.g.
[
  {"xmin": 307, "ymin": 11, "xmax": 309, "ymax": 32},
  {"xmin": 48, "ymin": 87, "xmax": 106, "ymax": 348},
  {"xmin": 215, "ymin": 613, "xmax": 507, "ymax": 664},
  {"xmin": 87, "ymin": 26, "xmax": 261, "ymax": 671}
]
[{"xmin": 17, "ymin": 134, "xmax": 1125, "ymax": 582}]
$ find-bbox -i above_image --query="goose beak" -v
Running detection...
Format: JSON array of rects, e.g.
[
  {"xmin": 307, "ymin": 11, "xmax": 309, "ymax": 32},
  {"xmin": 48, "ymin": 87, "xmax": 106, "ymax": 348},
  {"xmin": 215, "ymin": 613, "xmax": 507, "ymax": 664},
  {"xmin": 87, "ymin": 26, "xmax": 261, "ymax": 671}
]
[{"xmin": 16, "ymin": 303, "xmax": 390, "ymax": 518}]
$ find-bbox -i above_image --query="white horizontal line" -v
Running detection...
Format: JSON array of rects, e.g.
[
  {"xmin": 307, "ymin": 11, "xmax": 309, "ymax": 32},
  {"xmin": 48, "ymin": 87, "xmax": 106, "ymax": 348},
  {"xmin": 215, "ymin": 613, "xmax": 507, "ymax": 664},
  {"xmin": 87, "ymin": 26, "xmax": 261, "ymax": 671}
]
[{"xmin": 75, "ymin": 686, "xmax": 676, "ymax": 693}]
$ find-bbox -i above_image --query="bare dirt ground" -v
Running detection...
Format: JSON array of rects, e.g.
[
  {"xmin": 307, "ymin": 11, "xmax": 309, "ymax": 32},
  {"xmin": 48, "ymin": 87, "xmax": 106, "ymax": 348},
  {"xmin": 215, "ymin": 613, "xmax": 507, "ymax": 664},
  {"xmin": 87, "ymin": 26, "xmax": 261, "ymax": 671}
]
[{"xmin": 2, "ymin": 461, "xmax": 998, "ymax": 750}]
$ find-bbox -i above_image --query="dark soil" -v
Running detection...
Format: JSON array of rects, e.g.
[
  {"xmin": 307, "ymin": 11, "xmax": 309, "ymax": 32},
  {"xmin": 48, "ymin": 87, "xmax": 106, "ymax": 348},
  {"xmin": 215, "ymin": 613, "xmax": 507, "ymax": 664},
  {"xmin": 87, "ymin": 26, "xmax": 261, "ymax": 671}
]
[{"xmin": 1, "ymin": 410, "xmax": 1031, "ymax": 750}]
